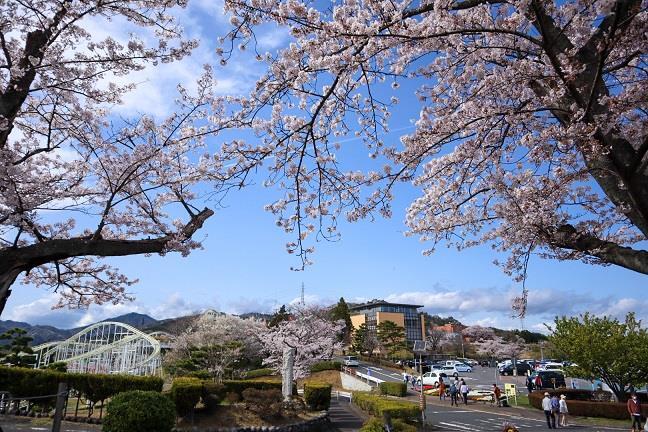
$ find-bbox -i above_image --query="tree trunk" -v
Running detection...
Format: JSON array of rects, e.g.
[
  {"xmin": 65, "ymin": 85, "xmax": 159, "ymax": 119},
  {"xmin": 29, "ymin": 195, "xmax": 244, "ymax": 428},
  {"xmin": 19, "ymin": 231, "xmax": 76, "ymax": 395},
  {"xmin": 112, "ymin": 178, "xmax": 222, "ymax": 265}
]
[{"xmin": 0, "ymin": 269, "xmax": 21, "ymax": 316}]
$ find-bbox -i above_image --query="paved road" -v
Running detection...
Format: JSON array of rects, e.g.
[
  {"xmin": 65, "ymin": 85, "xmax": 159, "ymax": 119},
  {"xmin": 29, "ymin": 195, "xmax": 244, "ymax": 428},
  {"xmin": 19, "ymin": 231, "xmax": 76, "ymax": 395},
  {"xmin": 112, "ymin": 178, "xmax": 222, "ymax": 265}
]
[{"xmin": 425, "ymin": 402, "xmax": 626, "ymax": 431}]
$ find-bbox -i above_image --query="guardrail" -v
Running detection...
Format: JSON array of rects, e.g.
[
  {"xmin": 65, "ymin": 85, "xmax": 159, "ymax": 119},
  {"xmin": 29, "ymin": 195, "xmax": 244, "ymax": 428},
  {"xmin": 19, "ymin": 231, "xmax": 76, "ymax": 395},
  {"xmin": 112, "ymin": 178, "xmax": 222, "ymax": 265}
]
[
  {"xmin": 333, "ymin": 390, "xmax": 352, "ymax": 401},
  {"xmin": 355, "ymin": 370, "xmax": 385, "ymax": 386}
]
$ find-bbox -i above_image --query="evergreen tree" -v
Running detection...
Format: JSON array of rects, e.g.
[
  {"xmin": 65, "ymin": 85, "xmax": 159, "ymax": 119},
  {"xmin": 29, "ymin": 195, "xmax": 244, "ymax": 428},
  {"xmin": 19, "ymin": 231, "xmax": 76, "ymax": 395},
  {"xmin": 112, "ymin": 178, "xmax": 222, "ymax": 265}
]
[
  {"xmin": 0, "ymin": 328, "xmax": 35, "ymax": 367},
  {"xmin": 330, "ymin": 297, "xmax": 353, "ymax": 343},
  {"xmin": 268, "ymin": 305, "xmax": 291, "ymax": 327},
  {"xmin": 377, "ymin": 321, "xmax": 407, "ymax": 357}
]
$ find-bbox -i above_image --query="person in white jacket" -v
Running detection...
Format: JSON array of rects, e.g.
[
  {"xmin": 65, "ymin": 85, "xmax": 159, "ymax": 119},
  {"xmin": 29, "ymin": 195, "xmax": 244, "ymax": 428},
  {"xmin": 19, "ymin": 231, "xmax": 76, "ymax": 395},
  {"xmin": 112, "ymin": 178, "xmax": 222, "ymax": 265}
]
[
  {"xmin": 559, "ymin": 394, "xmax": 569, "ymax": 427},
  {"xmin": 542, "ymin": 392, "xmax": 556, "ymax": 429}
]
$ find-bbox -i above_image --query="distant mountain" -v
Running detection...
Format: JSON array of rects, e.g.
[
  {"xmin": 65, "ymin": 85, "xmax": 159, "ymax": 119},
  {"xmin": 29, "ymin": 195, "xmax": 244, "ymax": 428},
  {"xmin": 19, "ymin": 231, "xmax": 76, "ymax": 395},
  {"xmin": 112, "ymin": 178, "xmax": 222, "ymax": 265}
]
[
  {"xmin": 0, "ymin": 312, "xmax": 159, "ymax": 346},
  {"xmin": 102, "ymin": 312, "xmax": 158, "ymax": 329},
  {"xmin": 0, "ymin": 320, "xmax": 76, "ymax": 346}
]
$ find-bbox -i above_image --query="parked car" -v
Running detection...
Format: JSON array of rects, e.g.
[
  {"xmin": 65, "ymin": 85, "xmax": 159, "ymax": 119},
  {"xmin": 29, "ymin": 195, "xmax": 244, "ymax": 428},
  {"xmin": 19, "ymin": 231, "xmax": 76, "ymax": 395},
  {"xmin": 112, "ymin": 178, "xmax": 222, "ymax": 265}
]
[
  {"xmin": 343, "ymin": 355, "xmax": 359, "ymax": 367},
  {"xmin": 538, "ymin": 362, "xmax": 563, "ymax": 372},
  {"xmin": 479, "ymin": 360, "xmax": 490, "ymax": 367},
  {"xmin": 499, "ymin": 362, "xmax": 533, "ymax": 376},
  {"xmin": 453, "ymin": 363, "xmax": 473, "ymax": 373},
  {"xmin": 421, "ymin": 371, "xmax": 449, "ymax": 386},
  {"xmin": 431, "ymin": 365, "xmax": 468, "ymax": 378},
  {"xmin": 531, "ymin": 371, "xmax": 566, "ymax": 389}
]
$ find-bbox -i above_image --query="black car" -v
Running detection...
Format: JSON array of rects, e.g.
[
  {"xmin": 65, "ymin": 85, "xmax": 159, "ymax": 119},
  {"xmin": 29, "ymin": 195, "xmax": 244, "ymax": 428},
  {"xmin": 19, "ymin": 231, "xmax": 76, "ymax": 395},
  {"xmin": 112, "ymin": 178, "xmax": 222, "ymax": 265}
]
[
  {"xmin": 531, "ymin": 371, "xmax": 566, "ymax": 389},
  {"xmin": 499, "ymin": 362, "xmax": 533, "ymax": 376}
]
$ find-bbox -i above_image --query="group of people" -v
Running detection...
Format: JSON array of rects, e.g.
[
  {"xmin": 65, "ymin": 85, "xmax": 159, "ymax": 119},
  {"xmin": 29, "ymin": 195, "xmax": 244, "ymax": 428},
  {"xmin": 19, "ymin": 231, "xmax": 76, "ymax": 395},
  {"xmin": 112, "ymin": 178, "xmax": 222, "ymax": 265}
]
[
  {"xmin": 541, "ymin": 393, "xmax": 569, "ymax": 429},
  {"xmin": 403, "ymin": 374, "xmax": 470, "ymax": 406}
]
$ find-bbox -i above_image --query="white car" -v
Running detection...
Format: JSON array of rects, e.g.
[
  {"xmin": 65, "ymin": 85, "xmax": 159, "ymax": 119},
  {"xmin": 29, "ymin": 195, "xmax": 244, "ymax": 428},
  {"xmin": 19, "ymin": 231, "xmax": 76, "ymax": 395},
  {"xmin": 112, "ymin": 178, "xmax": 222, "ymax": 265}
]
[
  {"xmin": 431, "ymin": 365, "xmax": 470, "ymax": 378},
  {"xmin": 539, "ymin": 362, "xmax": 563, "ymax": 372},
  {"xmin": 421, "ymin": 371, "xmax": 449, "ymax": 386},
  {"xmin": 454, "ymin": 362, "xmax": 473, "ymax": 373},
  {"xmin": 343, "ymin": 355, "xmax": 359, "ymax": 367}
]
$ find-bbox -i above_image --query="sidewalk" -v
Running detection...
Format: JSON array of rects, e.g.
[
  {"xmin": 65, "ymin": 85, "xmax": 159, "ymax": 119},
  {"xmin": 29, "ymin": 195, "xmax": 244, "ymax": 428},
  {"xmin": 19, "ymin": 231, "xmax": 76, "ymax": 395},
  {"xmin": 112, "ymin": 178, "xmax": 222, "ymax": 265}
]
[{"xmin": 328, "ymin": 399, "xmax": 367, "ymax": 432}]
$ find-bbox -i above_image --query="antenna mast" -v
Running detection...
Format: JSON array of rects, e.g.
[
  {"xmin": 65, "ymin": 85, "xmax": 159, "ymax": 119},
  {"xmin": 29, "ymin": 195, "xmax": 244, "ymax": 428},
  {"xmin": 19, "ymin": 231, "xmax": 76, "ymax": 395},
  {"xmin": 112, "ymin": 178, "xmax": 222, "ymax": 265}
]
[{"xmin": 301, "ymin": 282, "xmax": 305, "ymax": 306}]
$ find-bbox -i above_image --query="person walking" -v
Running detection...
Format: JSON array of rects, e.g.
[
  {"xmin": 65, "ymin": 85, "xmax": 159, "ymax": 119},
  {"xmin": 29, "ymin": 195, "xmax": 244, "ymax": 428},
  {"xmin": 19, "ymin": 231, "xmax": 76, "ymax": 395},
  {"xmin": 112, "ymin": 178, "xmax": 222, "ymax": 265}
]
[
  {"xmin": 449, "ymin": 382, "xmax": 459, "ymax": 406},
  {"xmin": 493, "ymin": 384, "xmax": 502, "ymax": 407},
  {"xmin": 542, "ymin": 392, "xmax": 556, "ymax": 429},
  {"xmin": 526, "ymin": 375, "xmax": 534, "ymax": 394},
  {"xmin": 558, "ymin": 394, "xmax": 569, "ymax": 427},
  {"xmin": 550, "ymin": 395, "xmax": 560, "ymax": 428},
  {"xmin": 535, "ymin": 374, "xmax": 543, "ymax": 389},
  {"xmin": 627, "ymin": 393, "xmax": 642, "ymax": 432},
  {"xmin": 460, "ymin": 380, "xmax": 469, "ymax": 405},
  {"xmin": 438, "ymin": 378, "xmax": 446, "ymax": 400}
]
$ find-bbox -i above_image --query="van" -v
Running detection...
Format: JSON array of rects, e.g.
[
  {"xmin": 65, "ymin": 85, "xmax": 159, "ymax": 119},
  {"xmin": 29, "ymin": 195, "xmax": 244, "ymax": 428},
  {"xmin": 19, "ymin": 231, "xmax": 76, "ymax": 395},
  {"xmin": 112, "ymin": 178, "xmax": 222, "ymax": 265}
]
[{"xmin": 343, "ymin": 355, "xmax": 359, "ymax": 367}]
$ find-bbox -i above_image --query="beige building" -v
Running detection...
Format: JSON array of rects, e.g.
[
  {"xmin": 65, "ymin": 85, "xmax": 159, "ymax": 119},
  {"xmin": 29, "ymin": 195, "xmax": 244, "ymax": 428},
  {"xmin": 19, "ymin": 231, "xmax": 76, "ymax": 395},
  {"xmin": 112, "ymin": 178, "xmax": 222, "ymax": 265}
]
[{"xmin": 349, "ymin": 300, "xmax": 425, "ymax": 344}]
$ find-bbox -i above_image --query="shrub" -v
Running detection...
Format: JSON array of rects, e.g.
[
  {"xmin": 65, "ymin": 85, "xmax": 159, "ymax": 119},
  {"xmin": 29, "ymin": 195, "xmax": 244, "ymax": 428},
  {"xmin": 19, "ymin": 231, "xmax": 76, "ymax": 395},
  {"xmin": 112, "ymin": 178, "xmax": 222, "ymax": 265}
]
[
  {"xmin": 187, "ymin": 370, "xmax": 211, "ymax": 380},
  {"xmin": 103, "ymin": 390, "xmax": 175, "ymax": 432},
  {"xmin": 222, "ymin": 379, "xmax": 283, "ymax": 398},
  {"xmin": 310, "ymin": 361, "xmax": 342, "ymax": 373},
  {"xmin": 392, "ymin": 419, "xmax": 417, "ymax": 432},
  {"xmin": 45, "ymin": 362, "xmax": 68, "ymax": 373},
  {"xmin": 379, "ymin": 382, "xmax": 407, "ymax": 397},
  {"xmin": 170, "ymin": 377, "xmax": 202, "ymax": 417},
  {"xmin": 352, "ymin": 392, "xmax": 419, "ymax": 422},
  {"xmin": 360, "ymin": 417, "xmax": 416, "ymax": 432},
  {"xmin": 244, "ymin": 368, "xmax": 275, "ymax": 379},
  {"xmin": 303, "ymin": 382, "xmax": 332, "ymax": 410},
  {"xmin": 360, "ymin": 417, "xmax": 384, "ymax": 432},
  {"xmin": 241, "ymin": 388, "xmax": 283, "ymax": 419},
  {"xmin": 201, "ymin": 381, "xmax": 225, "ymax": 411}
]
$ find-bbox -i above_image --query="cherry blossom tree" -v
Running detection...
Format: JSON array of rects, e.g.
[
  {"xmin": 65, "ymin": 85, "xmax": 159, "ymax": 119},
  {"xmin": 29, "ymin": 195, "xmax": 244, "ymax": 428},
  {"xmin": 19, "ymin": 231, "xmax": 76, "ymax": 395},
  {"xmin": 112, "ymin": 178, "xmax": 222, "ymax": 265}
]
[
  {"xmin": 166, "ymin": 313, "xmax": 266, "ymax": 381},
  {"xmin": 217, "ymin": 0, "xmax": 648, "ymax": 277},
  {"xmin": 0, "ymin": 0, "xmax": 229, "ymax": 315},
  {"xmin": 259, "ymin": 306, "xmax": 344, "ymax": 379},
  {"xmin": 462, "ymin": 325, "xmax": 496, "ymax": 342}
]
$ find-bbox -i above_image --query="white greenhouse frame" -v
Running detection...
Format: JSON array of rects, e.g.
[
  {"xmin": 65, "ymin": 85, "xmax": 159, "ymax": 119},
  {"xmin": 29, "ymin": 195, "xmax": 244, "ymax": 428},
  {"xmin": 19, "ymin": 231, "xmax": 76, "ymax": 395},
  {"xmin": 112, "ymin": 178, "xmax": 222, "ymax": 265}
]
[{"xmin": 32, "ymin": 321, "xmax": 162, "ymax": 376}]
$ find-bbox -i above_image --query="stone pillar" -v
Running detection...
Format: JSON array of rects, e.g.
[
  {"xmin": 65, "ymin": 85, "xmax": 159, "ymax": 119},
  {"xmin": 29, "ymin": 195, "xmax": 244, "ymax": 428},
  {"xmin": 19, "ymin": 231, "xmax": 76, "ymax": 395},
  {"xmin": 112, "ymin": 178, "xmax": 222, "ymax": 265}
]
[{"xmin": 282, "ymin": 347, "xmax": 296, "ymax": 401}]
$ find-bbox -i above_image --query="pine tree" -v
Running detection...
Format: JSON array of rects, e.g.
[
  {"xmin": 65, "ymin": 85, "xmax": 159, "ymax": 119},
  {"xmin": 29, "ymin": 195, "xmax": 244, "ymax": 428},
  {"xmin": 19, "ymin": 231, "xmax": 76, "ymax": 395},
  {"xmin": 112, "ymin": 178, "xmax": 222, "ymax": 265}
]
[
  {"xmin": 330, "ymin": 297, "xmax": 352, "ymax": 343},
  {"xmin": 268, "ymin": 305, "xmax": 291, "ymax": 327},
  {"xmin": 0, "ymin": 328, "xmax": 35, "ymax": 367}
]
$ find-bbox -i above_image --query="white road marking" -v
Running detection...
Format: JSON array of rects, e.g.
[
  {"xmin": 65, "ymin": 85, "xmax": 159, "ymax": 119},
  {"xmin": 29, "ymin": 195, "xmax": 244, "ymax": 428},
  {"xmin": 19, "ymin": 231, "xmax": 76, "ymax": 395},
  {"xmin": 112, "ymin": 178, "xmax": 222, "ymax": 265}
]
[{"xmin": 438, "ymin": 421, "xmax": 475, "ymax": 431}]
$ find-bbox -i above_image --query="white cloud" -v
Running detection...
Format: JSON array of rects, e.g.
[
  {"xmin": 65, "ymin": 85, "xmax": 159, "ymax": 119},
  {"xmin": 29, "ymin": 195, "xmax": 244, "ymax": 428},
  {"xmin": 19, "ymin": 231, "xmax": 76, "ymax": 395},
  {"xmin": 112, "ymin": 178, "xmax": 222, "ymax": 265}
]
[{"xmin": 6, "ymin": 292, "xmax": 209, "ymax": 329}]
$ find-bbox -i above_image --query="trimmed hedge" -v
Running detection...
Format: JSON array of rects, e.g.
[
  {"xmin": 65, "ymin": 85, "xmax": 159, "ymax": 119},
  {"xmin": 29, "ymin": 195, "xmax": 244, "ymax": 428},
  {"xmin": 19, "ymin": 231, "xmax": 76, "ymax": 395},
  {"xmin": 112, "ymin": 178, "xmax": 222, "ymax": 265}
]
[
  {"xmin": 222, "ymin": 379, "xmax": 284, "ymax": 397},
  {"xmin": 310, "ymin": 361, "xmax": 342, "ymax": 373},
  {"xmin": 103, "ymin": 390, "xmax": 175, "ymax": 432},
  {"xmin": 379, "ymin": 382, "xmax": 407, "ymax": 397},
  {"xmin": 303, "ymin": 382, "xmax": 332, "ymax": 410},
  {"xmin": 244, "ymin": 368, "xmax": 275, "ymax": 379},
  {"xmin": 170, "ymin": 377, "xmax": 202, "ymax": 417},
  {"xmin": 529, "ymin": 389, "xmax": 648, "ymax": 420},
  {"xmin": 0, "ymin": 366, "xmax": 162, "ymax": 402},
  {"xmin": 352, "ymin": 392, "xmax": 419, "ymax": 422}
]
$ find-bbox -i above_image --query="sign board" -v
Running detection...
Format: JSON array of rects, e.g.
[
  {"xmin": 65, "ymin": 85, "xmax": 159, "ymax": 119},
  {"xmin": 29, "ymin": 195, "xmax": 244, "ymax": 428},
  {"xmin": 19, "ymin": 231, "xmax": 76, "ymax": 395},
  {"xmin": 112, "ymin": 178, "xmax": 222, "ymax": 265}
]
[
  {"xmin": 504, "ymin": 383, "xmax": 517, "ymax": 406},
  {"xmin": 504, "ymin": 383, "xmax": 516, "ymax": 397}
]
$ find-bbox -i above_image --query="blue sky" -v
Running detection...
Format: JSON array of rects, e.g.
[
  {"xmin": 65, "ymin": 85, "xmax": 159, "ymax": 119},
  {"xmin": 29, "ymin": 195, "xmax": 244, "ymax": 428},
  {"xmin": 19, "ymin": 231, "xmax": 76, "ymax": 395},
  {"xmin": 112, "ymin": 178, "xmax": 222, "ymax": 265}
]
[{"xmin": 4, "ymin": 0, "xmax": 647, "ymax": 333}]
